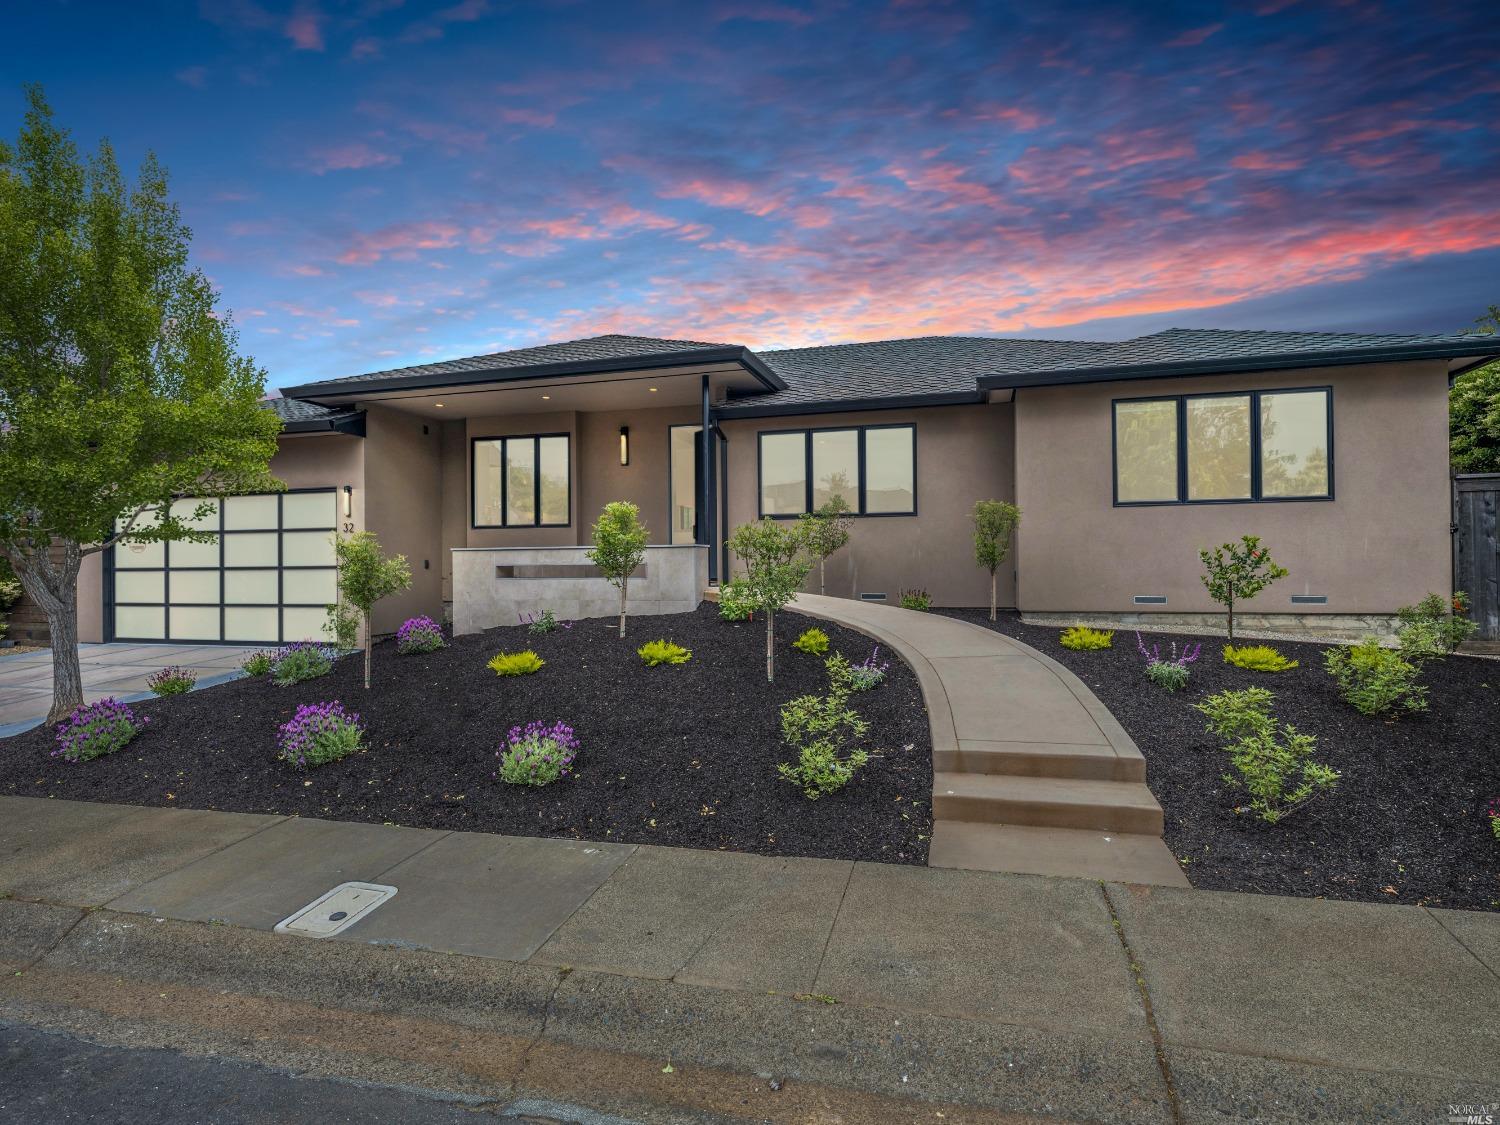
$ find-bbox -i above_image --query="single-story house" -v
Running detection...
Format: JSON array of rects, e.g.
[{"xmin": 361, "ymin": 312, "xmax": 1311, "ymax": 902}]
[{"xmin": 40, "ymin": 326, "xmax": 1500, "ymax": 646}]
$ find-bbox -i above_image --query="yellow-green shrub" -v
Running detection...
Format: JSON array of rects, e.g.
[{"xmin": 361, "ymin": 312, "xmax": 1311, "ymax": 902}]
[
  {"xmin": 792, "ymin": 627, "xmax": 830, "ymax": 654},
  {"xmin": 1060, "ymin": 626, "xmax": 1113, "ymax": 651},
  {"xmin": 488, "ymin": 650, "xmax": 545, "ymax": 677},
  {"xmin": 638, "ymin": 639, "xmax": 691, "ymax": 666},
  {"xmin": 1223, "ymin": 644, "xmax": 1299, "ymax": 672}
]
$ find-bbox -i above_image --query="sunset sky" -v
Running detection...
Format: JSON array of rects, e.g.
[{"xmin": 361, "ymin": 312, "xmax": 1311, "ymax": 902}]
[{"xmin": 5, "ymin": 0, "xmax": 1497, "ymax": 389}]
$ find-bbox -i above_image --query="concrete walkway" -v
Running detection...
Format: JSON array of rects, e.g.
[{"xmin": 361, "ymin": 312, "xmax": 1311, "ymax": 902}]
[
  {"xmin": 1, "ymin": 796, "xmax": 1497, "ymax": 1122},
  {"xmin": 788, "ymin": 594, "xmax": 1187, "ymax": 885},
  {"xmin": 0, "ymin": 644, "xmax": 261, "ymax": 735}
]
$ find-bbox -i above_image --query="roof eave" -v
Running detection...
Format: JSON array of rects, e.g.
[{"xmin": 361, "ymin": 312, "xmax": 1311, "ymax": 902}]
[
  {"xmin": 715, "ymin": 390, "xmax": 983, "ymax": 419},
  {"xmin": 279, "ymin": 411, "xmax": 367, "ymax": 437}
]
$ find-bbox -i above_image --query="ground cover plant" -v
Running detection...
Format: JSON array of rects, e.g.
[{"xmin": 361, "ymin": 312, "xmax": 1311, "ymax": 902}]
[
  {"xmin": 838, "ymin": 648, "xmax": 890, "ymax": 692},
  {"xmin": 276, "ymin": 701, "xmax": 364, "ymax": 769},
  {"xmin": 496, "ymin": 720, "xmax": 578, "ymax": 787},
  {"xmin": 241, "ymin": 650, "xmax": 275, "ymax": 678},
  {"xmin": 1060, "ymin": 625, "xmax": 1113, "ymax": 651},
  {"xmin": 898, "ymin": 588, "xmax": 931, "ymax": 611},
  {"xmin": 396, "ymin": 616, "xmax": 446, "ymax": 655},
  {"xmin": 52, "ymin": 699, "xmax": 148, "ymax": 763},
  {"xmin": 147, "ymin": 666, "xmax": 197, "ymax": 696},
  {"xmin": 938, "ymin": 608, "xmax": 1500, "ymax": 911},
  {"xmin": 270, "ymin": 642, "xmax": 335, "ymax": 688},
  {"xmin": 489, "ymin": 650, "xmax": 545, "ymax": 677},
  {"xmin": 0, "ymin": 606, "xmax": 931, "ymax": 865},
  {"xmin": 793, "ymin": 627, "xmax": 829, "ymax": 654},
  {"xmin": 1136, "ymin": 633, "xmax": 1200, "ymax": 692},
  {"xmin": 638, "ymin": 640, "xmax": 691, "ymax": 666},
  {"xmin": 1223, "ymin": 643, "xmax": 1298, "ymax": 672}
]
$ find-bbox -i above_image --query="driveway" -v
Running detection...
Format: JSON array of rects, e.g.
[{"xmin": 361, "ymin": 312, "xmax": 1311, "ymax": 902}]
[{"xmin": 0, "ymin": 644, "xmax": 261, "ymax": 735}]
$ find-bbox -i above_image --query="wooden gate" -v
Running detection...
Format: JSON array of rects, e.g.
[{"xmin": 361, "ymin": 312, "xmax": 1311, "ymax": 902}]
[{"xmin": 1453, "ymin": 473, "xmax": 1500, "ymax": 641}]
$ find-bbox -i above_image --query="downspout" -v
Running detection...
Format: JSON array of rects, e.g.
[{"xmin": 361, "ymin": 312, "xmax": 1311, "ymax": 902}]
[
  {"xmin": 717, "ymin": 426, "xmax": 730, "ymax": 582},
  {"xmin": 701, "ymin": 376, "xmax": 718, "ymax": 584}
]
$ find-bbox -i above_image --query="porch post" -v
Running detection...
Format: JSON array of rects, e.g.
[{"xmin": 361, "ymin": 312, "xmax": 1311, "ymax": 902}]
[{"xmin": 701, "ymin": 375, "xmax": 718, "ymax": 584}]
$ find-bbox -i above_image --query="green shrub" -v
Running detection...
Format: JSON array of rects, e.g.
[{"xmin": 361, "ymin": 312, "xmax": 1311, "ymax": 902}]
[
  {"xmin": 793, "ymin": 627, "xmax": 830, "ymax": 654},
  {"xmin": 829, "ymin": 650, "xmax": 888, "ymax": 692},
  {"xmin": 241, "ymin": 650, "xmax": 275, "ymax": 677},
  {"xmin": 146, "ymin": 666, "xmax": 196, "ymax": 696},
  {"xmin": 1396, "ymin": 593, "xmax": 1478, "ymax": 662},
  {"xmin": 717, "ymin": 580, "xmax": 755, "ymax": 621},
  {"xmin": 525, "ymin": 609, "xmax": 560, "ymax": 635},
  {"xmin": 1223, "ymin": 644, "xmax": 1299, "ymax": 672},
  {"xmin": 488, "ymin": 650, "xmax": 545, "ymax": 677},
  {"xmin": 271, "ymin": 643, "xmax": 334, "ymax": 687},
  {"xmin": 276, "ymin": 701, "xmax": 365, "ymax": 769},
  {"xmin": 1060, "ymin": 625, "xmax": 1113, "ymax": 651},
  {"xmin": 898, "ymin": 588, "xmax": 931, "ymax": 611},
  {"xmin": 638, "ymin": 639, "xmax": 691, "ymax": 666},
  {"xmin": 497, "ymin": 720, "xmax": 578, "ymax": 786},
  {"xmin": 778, "ymin": 664, "xmax": 871, "ymax": 799},
  {"xmin": 1193, "ymin": 688, "xmax": 1338, "ymax": 824},
  {"xmin": 1145, "ymin": 661, "xmax": 1191, "ymax": 692},
  {"xmin": 53, "ymin": 699, "xmax": 148, "ymax": 762},
  {"xmin": 1324, "ymin": 639, "xmax": 1427, "ymax": 718}
]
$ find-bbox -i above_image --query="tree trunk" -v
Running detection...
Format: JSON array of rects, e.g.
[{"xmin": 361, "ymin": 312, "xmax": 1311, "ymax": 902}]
[
  {"xmin": 819, "ymin": 558, "xmax": 826, "ymax": 597},
  {"xmin": 765, "ymin": 607, "xmax": 775, "ymax": 683},
  {"xmin": 1226, "ymin": 591, "xmax": 1235, "ymax": 643},
  {"xmin": 363, "ymin": 610, "xmax": 372, "ymax": 689},
  {"xmin": 990, "ymin": 570, "xmax": 997, "ymax": 622},
  {"xmin": 618, "ymin": 577, "xmax": 628, "ymax": 638},
  {"xmin": 8, "ymin": 540, "xmax": 85, "ymax": 723}
]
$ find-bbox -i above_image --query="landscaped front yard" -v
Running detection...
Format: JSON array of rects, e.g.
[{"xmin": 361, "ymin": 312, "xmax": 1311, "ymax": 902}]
[
  {"xmin": 0, "ymin": 606, "xmax": 932, "ymax": 865},
  {"xmin": 942, "ymin": 609, "xmax": 1500, "ymax": 912}
]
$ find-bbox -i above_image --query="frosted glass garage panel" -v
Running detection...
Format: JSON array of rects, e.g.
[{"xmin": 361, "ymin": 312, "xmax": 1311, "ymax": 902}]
[
  {"xmin": 171, "ymin": 606, "xmax": 220, "ymax": 640},
  {"xmin": 115, "ymin": 540, "xmax": 164, "ymax": 568},
  {"xmin": 224, "ymin": 606, "xmax": 279, "ymax": 643},
  {"xmin": 281, "ymin": 606, "xmax": 328, "ymax": 642},
  {"xmin": 282, "ymin": 531, "xmax": 335, "ymax": 566},
  {"xmin": 169, "ymin": 537, "xmax": 219, "ymax": 567},
  {"xmin": 170, "ymin": 497, "xmax": 220, "ymax": 529},
  {"xmin": 225, "ymin": 532, "xmax": 278, "ymax": 567},
  {"xmin": 114, "ymin": 571, "xmax": 164, "ymax": 603},
  {"xmin": 283, "ymin": 492, "xmax": 336, "ymax": 529},
  {"xmin": 223, "ymin": 494, "xmax": 279, "ymax": 530},
  {"xmin": 114, "ymin": 606, "xmax": 165, "ymax": 639},
  {"xmin": 169, "ymin": 571, "xmax": 220, "ymax": 604},
  {"xmin": 284, "ymin": 568, "xmax": 336, "ymax": 605},
  {"xmin": 224, "ymin": 570, "xmax": 278, "ymax": 604}
]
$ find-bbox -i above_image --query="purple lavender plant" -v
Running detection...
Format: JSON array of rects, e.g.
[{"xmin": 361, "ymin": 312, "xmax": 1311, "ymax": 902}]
[
  {"xmin": 396, "ymin": 615, "xmax": 446, "ymax": 654},
  {"xmin": 146, "ymin": 666, "xmax": 197, "ymax": 696},
  {"xmin": 846, "ymin": 646, "xmax": 890, "ymax": 691},
  {"xmin": 1136, "ymin": 632, "xmax": 1201, "ymax": 692},
  {"xmin": 53, "ymin": 698, "xmax": 148, "ymax": 762},
  {"xmin": 496, "ymin": 720, "xmax": 579, "ymax": 786},
  {"xmin": 276, "ymin": 700, "xmax": 365, "ymax": 768}
]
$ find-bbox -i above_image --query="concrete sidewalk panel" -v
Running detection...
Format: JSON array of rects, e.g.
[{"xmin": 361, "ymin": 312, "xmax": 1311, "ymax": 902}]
[
  {"xmin": 1110, "ymin": 883, "xmax": 1500, "ymax": 1082},
  {"xmin": 0, "ymin": 899, "xmax": 85, "ymax": 972},
  {"xmin": 815, "ymin": 864, "xmax": 1147, "ymax": 1036},
  {"xmin": 533, "ymin": 845, "xmax": 852, "ymax": 993},
  {"xmin": 342, "ymin": 831, "xmax": 634, "ymax": 961},
  {"xmin": 1, "ymin": 796, "xmax": 141, "ymax": 895},
  {"xmin": 0, "ymin": 803, "xmax": 280, "ymax": 906},
  {"xmin": 930, "ymin": 656, "xmax": 1110, "ymax": 745},
  {"xmin": 1430, "ymin": 907, "xmax": 1500, "ymax": 979},
  {"xmin": 108, "ymin": 817, "xmax": 444, "ymax": 930}
]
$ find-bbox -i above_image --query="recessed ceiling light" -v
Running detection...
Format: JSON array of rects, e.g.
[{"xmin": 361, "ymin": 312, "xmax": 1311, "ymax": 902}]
[
  {"xmin": 542, "ymin": 394, "xmax": 551, "ymax": 400},
  {"xmin": 434, "ymin": 402, "xmax": 444, "ymax": 408},
  {"xmin": 649, "ymin": 386, "xmax": 658, "ymax": 392}
]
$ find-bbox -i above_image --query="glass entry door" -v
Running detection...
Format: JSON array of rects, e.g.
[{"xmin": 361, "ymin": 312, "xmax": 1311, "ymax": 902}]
[{"xmin": 669, "ymin": 425, "xmax": 702, "ymax": 545}]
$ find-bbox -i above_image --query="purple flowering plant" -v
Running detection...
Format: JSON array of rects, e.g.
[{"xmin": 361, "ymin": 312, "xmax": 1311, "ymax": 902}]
[
  {"xmin": 520, "ymin": 609, "xmax": 573, "ymax": 634},
  {"xmin": 497, "ymin": 720, "xmax": 579, "ymax": 787},
  {"xmin": 396, "ymin": 615, "xmax": 446, "ymax": 654},
  {"xmin": 1136, "ymin": 632, "xmax": 1201, "ymax": 692},
  {"xmin": 276, "ymin": 700, "xmax": 365, "ymax": 768},
  {"xmin": 846, "ymin": 646, "xmax": 890, "ymax": 691},
  {"xmin": 53, "ymin": 698, "xmax": 148, "ymax": 762},
  {"xmin": 146, "ymin": 666, "xmax": 197, "ymax": 696},
  {"xmin": 269, "ymin": 641, "xmax": 337, "ymax": 687},
  {"xmin": 1489, "ymin": 798, "xmax": 1500, "ymax": 841}
]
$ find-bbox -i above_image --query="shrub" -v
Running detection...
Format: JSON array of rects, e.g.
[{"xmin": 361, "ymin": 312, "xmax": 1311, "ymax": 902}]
[
  {"xmin": 972, "ymin": 499, "xmax": 1021, "ymax": 622},
  {"xmin": 1060, "ymin": 625, "xmax": 1113, "ymax": 651},
  {"xmin": 835, "ymin": 648, "xmax": 889, "ymax": 692},
  {"xmin": 1324, "ymin": 639, "xmax": 1427, "ymax": 718},
  {"xmin": 396, "ymin": 615, "xmax": 446, "ymax": 654},
  {"xmin": 276, "ymin": 701, "xmax": 365, "ymax": 769},
  {"xmin": 270, "ymin": 642, "xmax": 335, "ymax": 687},
  {"xmin": 898, "ymin": 588, "xmax": 931, "ymax": 611},
  {"xmin": 1193, "ymin": 688, "xmax": 1338, "ymax": 824},
  {"xmin": 638, "ymin": 639, "xmax": 691, "ymax": 666},
  {"xmin": 1199, "ymin": 535, "xmax": 1288, "ymax": 642},
  {"xmin": 1395, "ymin": 593, "xmax": 1478, "ymax": 662},
  {"xmin": 1136, "ymin": 633, "xmax": 1200, "ymax": 692},
  {"xmin": 522, "ymin": 609, "xmax": 569, "ymax": 635},
  {"xmin": 497, "ymin": 720, "xmax": 579, "ymax": 786},
  {"xmin": 52, "ymin": 698, "xmax": 148, "ymax": 762},
  {"xmin": 588, "ymin": 501, "xmax": 650, "ymax": 638},
  {"xmin": 489, "ymin": 650, "xmax": 545, "ymax": 677},
  {"xmin": 1489, "ymin": 798, "xmax": 1500, "ymax": 841},
  {"xmin": 778, "ymin": 668, "xmax": 870, "ymax": 799},
  {"xmin": 793, "ymin": 627, "xmax": 830, "ymax": 654},
  {"xmin": 1223, "ymin": 644, "xmax": 1299, "ymax": 673},
  {"xmin": 146, "ymin": 666, "xmax": 197, "ymax": 696},
  {"xmin": 717, "ymin": 580, "xmax": 755, "ymax": 621},
  {"xmin": 241, "ymin": 650, "xmax": 275, "ymax": 677}
]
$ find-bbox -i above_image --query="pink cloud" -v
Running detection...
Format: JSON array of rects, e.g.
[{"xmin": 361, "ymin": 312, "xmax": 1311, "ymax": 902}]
[
  {"xmin": 306, "ymin": 142, "xmax": 401, "ymax": 173},
  {"xmin": 1231, "ymin": 151, "xmax": 1305, "ymax": 172},
  {"xmin": 284, "ymin": 5, "xmax": 325, "ymax": 50},
  {"xmin": 1166, "ymin": 23, "xmax": 1223, "ymax": 48},
  {"xmin": 337, "ymin": 221, "xmax": 463, "ymax": 264},
  {"xmin": 498, "ymin": 107, "xmax": 557, "ymax": 128}
]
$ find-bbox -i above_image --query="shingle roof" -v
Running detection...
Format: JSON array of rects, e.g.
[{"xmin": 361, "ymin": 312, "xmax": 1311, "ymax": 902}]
[{"xmin": 263, "ymin": 396, "xmax": 363, "ymax": 432}]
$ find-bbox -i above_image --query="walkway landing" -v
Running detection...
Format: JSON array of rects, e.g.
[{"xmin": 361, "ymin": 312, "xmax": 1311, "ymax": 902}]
[{"xmin": 788, "ymin": 594, "xmax": 1188, "ymax": 886}]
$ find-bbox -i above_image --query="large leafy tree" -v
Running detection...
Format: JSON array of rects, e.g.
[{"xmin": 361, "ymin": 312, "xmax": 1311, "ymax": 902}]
[
  {"xmin": 0, "ymin": 87, "xmax": 281, "ymax": 721},
  {"xmin": 1451, "ymin": 305, "xmax": 1500, "ymax": 474}
]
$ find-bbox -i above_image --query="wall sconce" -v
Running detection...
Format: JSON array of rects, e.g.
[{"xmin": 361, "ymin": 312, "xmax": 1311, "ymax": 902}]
[
  {"xmin": 342, "ymin": 484, "xmax": 353, "ymax": 518},
  {"xmin": 619, "ymin": 426, "xmax": 630, "ymax": 466}
]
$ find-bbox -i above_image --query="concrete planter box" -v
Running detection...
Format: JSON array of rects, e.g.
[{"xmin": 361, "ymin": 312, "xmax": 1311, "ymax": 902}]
[{"xmin": 451, "ymin": 545, "xmax": 709, "ymax": 636}]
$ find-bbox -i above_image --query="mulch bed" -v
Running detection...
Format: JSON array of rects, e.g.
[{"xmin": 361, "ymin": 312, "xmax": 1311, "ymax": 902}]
[
  {"xmin": 0, "ymin": 606, "xmax": 931, "ymax": 865},
  {"xmin": 939, "ymin": 609, "xmax": 1500, "ymax": 912}
]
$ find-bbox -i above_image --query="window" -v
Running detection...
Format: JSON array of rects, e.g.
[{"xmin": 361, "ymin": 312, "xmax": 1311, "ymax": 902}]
[
  {"xmin": 472, "ymin": 434, "xmax": 570, "ymax": 527},
  {"xmin": 669, "ymin": 424, "xmax": 700, "ymax": 544},
  {"xmin": 757, "ymin": 425, "xmax": 915, "ymax": 516},
  {"xmin": 1113, "ymin": 388, "xmax": 1331, "ymax": 505}
]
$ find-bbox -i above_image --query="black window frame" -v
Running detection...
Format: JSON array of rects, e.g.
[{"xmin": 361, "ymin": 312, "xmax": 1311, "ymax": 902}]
[
  {"xmin": 470, "ymin": 433, "xmax": 572, "ymax": 529},
  {"xmin": 756, "ymin": 423, "xmax": 917, "ymax": 518},
  {"xmin": 1111, "ymin": 386, "xmax": 1333, "ymax": 507}
]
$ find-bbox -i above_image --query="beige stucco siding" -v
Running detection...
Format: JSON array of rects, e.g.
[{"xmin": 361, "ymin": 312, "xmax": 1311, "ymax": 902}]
[
  {"xmin": 1012, "ymin": 360, "xmax": 1451, "ymax": 616},
  {"xmin": 361, "ymin": 405, "xmax": 442, "ymax": 634},
  {"xmin": 719, "ymin": 403, "xmax": 1016, "ymax": 608}
]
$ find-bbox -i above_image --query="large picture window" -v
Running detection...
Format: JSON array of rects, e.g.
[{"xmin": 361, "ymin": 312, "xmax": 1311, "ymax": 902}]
[
  {"xmin": 758, "ymin": 424, "xmax": 915, "ymax": 516},
  {"xmin": 473, "ymin": 434, "xmax": 570, "ymax": 527},
  {"xmin": 1113, "ymin": 388, "xmax": 1331, "ymax": 505}
]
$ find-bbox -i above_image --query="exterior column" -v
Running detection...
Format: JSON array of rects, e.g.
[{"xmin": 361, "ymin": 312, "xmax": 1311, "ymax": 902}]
[{"xmin": 701, "ymin": 375, "xmax": 718, "ymax": 584}]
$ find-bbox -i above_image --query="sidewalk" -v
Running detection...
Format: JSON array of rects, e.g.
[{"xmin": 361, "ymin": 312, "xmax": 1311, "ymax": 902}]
[{"xmin": 2, "ymin": 795, "xmax": 1496, "ymax": 1122}]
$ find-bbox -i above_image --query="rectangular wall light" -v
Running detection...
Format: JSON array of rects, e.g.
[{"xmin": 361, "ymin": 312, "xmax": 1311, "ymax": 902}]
[
  {"xmin": 619, "ymin": 426, "xmax": 630, "ymax": 466},
  {"xmin": 342, "ymin": 484, "xmax": 353, "ymax": 518}
]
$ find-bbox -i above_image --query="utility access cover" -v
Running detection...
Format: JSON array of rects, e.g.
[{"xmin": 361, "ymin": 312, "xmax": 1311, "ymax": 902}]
[{"xmin": 274, "ymin": 882, "xmax": 396, "ymax": 938}]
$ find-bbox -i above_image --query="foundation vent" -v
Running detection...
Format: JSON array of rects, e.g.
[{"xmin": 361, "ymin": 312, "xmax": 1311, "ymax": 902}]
[
  {"xmin": 859, "ymin": 592, "xmax": 888, "ymax": 602},
  {"xmin": 1132, "ymin": 595, "xmax": 1167, "ymax": 605},
  {"xmin": 1290, "ymin": 594, "xmax": 1328, "ymax": 605}
]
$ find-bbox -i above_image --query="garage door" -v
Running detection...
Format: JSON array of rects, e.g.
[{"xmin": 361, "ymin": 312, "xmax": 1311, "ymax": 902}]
[{"xmin": 110, "ymin": 490, "xmax": 338, "ymax": 644}]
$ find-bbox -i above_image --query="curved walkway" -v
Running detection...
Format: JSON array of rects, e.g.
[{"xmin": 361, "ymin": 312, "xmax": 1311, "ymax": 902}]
[{"xmin": 789, "ymin": 594, "xmax": 1188, "ymax": 887}]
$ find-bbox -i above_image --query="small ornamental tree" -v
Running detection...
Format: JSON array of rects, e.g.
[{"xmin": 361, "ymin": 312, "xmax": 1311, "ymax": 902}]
[
  {"xmin": 971, "ymin": 500, "xmax": 1021, "ymax": 622},
  {"xmin": 797, "ymin": 495, "xmax": 852, "ymax": 596},
  {"xmin": 588, "ymin": 501, "xmax": 649, "ymax": 638},
  {"xmin": 1199, "ymin": 535, "xmax": 1288, "ymax": 642},
  {"xmin": 332, "ymin": 532, "xmax": 412, "ymax": 689},
  {"xmin": 726, "ymin": 519, "xmax": 813, "ymax": 683}
]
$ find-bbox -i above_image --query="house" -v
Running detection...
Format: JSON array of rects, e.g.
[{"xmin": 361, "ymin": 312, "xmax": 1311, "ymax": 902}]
[{"xmin": 45, "ymin": 326, "xmax": 1500, "ymax": 646}]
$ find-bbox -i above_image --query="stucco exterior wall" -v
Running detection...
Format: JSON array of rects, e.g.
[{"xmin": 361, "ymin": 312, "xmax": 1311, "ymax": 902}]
[
  {"xmin": 578, "ymin": 405, "xmax": 702, "ymax": 543},
  {"xmin": 718, "ymin": 403, "xmax": 1016, "ymax": 608},
  {"xmin": 361, "ymin": 405, "xmax": 444, "ymax": 634},
  {"xmin": 1012, "ymin": 360, "xmax": 1452, "ymax": 616}
]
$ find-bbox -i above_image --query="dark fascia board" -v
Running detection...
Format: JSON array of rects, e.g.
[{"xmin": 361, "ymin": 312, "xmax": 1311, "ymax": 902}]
[
  {"xmin": 976, "ymin": 338, "xmax": 1500, "ymax": 391},
  {"xmin": 280, "ymin": 411, "xmax": 367, "ymax": 437},
  {"xmin": 715, "ymin": 389, "xmax": 982, "ymax": 420},
  {"xmin": 281, "ymin": 346, "xmax": 786, "ymax": 401}
]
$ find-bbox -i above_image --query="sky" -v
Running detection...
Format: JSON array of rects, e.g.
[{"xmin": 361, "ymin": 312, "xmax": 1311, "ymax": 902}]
[{"xmin": 3, "ymin": 0, "xmax": 1498, "ymax": 390}]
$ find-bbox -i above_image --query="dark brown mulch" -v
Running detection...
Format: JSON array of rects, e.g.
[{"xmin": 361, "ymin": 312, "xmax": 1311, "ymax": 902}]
[
  {"xmin": 0, "ymin": 606, "xmax": 931, "ymax": 865},
  {"xmin": 939, "ymin": 608, "xmax": 1500, "ymax": 912}
]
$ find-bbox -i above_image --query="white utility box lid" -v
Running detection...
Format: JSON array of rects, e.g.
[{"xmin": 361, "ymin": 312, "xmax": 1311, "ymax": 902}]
[{"xmin": 274, "ymin": 881, "xmax": 396, "ymax": 937}]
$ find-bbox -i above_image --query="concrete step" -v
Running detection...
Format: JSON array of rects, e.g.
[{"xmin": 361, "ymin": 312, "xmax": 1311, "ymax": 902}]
[
  {"xmin": 934, "ymin": 740, "xmax": 1145, "ymax": 782},
  {"xmin": 928, "ymin": 821, "xmax": 1189, "ymax": 886},
  {"xmin": 933, "ymin": 772, "xmax": 1165, "ymax": 835}
]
